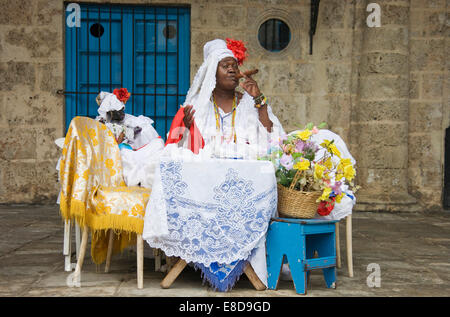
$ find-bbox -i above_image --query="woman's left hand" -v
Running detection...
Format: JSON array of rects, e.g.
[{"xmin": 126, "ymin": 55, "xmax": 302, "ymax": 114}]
[{"xmin": 239, "ymin": 71, "xmax": 261, "ymax": 98}]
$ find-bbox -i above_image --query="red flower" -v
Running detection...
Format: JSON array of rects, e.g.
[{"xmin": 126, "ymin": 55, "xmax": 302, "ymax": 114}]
[
  {"xmin": 113, "ymin": 88, "xmax": 131, "ymax": 103},
  {"xmin": 317, "ymin": 197, "xmax": 336, "ymax": 216},
  {"xmin": 226, "ymin": 38, "xmax": 248, "ymax": 66}
]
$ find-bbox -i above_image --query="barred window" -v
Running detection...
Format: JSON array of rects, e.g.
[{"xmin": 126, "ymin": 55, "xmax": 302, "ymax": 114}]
[{"xmin": 258, "ymin": 19, "xmax": 291, "ymax": 52}]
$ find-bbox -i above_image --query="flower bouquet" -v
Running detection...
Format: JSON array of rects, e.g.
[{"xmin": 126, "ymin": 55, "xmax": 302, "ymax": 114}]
[{"xmin": 260, "ymin": 123, "xmax": 358, "ymax": 218}]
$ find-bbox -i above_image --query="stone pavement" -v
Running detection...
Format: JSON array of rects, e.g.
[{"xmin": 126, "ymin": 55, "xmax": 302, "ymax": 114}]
[{"xmin": 0, "ymin": 204, "xmax": 449, "ymax": 297}]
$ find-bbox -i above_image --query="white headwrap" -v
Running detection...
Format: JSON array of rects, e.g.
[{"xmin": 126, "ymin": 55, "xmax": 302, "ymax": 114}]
[
  {"xmin": 96, "ymin": 91, "xmax": 125, "ymax": 119},
  {"xmin": 183, "ymin": 39, "xmax": 236, "ymax": 131}
]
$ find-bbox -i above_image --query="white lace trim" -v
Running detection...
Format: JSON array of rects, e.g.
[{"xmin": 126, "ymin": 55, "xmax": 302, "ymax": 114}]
[{"xmin": 142, "ymin": 160, "xmax": 277, "ymax": 266}]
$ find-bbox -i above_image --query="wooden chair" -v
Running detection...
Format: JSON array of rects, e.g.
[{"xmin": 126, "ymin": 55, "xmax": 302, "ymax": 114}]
[
  {"xmin": 63, "ymin": 219, "xmax": 81, "ymax": 272},
  {"xmin": 335, "ymin": 215, "xmax": 353, "ymax": 277},
  {"xmin": 160, "ymin": 258, "xmax": 266, "ymax": 291},
  {"xmin": 299, "ymin": 129, "xmax": 355, "ymax": 277},
  {"xmin": 62, "ymin": 211, "xmax": 162, "ymax": 277},
  {"xmin": 55, "ymin": 138, "xmax": 82, "ymax": 273},
  {"xmin": 56, "ymin": 136, "xmax": 149, "ymax": 289},
  {"xmin": 68, "ymin": 227, "xmax": 145, "ymax": 288}
]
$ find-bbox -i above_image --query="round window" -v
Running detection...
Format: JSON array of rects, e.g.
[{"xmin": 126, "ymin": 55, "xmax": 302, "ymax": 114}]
[
  {"xmin": 90, "ymin": 23, "xmax": 104, "ymax": 38},
  {"xmin": 258, "ymin": 19, "xmax": 291, "ymax": 52},
  {"xmin": 163, "ymin": 25, "xmax": 177, "ymax": 39}
]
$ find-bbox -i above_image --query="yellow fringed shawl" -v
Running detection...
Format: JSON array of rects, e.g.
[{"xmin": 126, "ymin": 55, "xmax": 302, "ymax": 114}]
[{"xmin": 59, "ymin": 116, "xmax": 151, "ymax": 264}]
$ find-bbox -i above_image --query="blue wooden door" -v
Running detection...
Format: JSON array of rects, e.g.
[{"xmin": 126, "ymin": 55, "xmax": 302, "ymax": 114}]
[{"xmin": 65, "ymin": 3, "xmax": 190, "ymax": 139}]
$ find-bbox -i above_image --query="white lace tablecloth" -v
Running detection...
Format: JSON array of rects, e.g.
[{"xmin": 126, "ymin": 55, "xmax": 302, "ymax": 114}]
[{"xmin": 142, "ymin": 157, "xmax": 277, "ymax": 286}]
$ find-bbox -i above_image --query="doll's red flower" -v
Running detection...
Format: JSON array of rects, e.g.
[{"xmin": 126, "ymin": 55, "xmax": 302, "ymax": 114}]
[
  {"xmin": 226, "ymin": 38, "xmax": 248, "ymax": 66},
  {"xmin": 113, "ymin": 88, "xmax": 131, "ymax": 103}
]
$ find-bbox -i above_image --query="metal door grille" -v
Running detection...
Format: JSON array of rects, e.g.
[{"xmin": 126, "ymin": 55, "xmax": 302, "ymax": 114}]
[{"xmin": 65, "ymin": 3, "xmax": 190, "ymax": 138}]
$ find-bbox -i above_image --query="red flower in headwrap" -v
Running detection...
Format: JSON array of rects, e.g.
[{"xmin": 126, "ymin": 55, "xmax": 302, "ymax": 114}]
[
  {"xmin": 226, "ymin": 38, "xmax": 248, "ymax": 66},
  {"xmin": 317, "ymin": 197, "xmax": 336, "ymax": 216},
  {"xmin": 113, "ymin": 88, "xmax": 131, "ymax": 103}
]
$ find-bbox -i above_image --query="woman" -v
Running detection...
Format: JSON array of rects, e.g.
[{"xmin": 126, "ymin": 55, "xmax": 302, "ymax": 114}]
[{"xmin": 167, "ymin": 38, "xmax": 284, "ymax": 156}]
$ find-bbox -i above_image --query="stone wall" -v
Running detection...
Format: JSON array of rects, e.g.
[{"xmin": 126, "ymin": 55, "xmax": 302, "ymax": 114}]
[
  {"xmin": 0, "ymin": 0, "xmax": 447, "ymax": 212},
  {"xmin": 0, "ymin": 0, "xmax": 64, "ymax": 203},
  {"xmin": 351, "ymin": 0, "xmax": 416, "ymax": 211},
  {"xmin": 408, "ymin": 0, "xmax": 448, "ymax": 211}
]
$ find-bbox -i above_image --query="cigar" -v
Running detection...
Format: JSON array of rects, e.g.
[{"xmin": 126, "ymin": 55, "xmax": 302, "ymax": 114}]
[{"xmin": 236, "ymin": 69, "xmax": 259, "ymax": 79}]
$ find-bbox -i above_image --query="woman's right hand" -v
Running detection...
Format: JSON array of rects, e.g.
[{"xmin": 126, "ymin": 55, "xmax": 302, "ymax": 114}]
[{"xmin": 183, "ymin": 105, "xmax": 195, "ymax": 129}]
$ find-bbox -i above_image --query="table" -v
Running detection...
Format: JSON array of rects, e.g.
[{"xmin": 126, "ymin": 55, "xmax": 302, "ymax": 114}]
[{"xmin": 142, "ymin": 155, "xmax": 277, "ymax": 291}]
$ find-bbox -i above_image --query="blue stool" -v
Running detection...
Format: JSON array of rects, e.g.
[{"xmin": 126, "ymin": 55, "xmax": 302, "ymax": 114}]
[{"xmin": 266, "ymin": 218, "xmax": 338, "ymax": 294}]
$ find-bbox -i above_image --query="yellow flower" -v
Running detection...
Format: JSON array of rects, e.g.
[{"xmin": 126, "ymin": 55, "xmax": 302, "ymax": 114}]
[
  {"xmin": 324, "ymin": 157, "xmax": 333, "ymax": 170},
  {"xmin": 293, "ymin": 159, "xmax": 310, "ymax": 171},
  {"xmin": 285, "ymin": 144, "xmax": 295, "ymax": 155},
  {"xmin": 337, "ymin": 158, "xmax": 352, "ymax": 171},
  {"xmin": 296, "ymin": 129, "xmax": 312, "ymax": 141},
  {"xmin": 320, "ymin": 139, "xmax": 332, "ymax": 148},
  {"xmin": 320, "ymin": 139, "xmax": 341, "ymax": 158},
  {"xmin": 318, "ymin": 187, "xmax": 332, "ymax": 201},
  {"xmin": 329, "ymin": 144, "xmax": 341, "ymax": 158},
  {"xmin": 336, "ymin": 173, "xmax": 344, "ymax": 181},
  {"xmin": 314, "ymin": 164, "xmax": 326, "ymax": 179},
  {"xmin": 336, "ymin": 192, "xmax": 345, "ymax": 203},
  {"xmin": 343, "ymin": 165, "xmax": 356, "ymax": 181}
]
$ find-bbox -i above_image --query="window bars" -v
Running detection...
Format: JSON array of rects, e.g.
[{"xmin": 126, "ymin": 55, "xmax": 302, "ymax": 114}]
[{"xmin": 62, "ymin": 4, "xmax": 190, "ymax": 137}]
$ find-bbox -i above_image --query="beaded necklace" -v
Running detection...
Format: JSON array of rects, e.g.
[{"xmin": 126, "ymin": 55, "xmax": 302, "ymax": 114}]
[{"xmin": 212, "ymin": 94, "xmax": 237, "ymax": 143}]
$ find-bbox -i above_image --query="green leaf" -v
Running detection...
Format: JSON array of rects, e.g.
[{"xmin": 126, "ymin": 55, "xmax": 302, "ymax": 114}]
[
  {"xmin": 279, "ymin": 172, "xmax": 291, "ymax": 187},
  {"xmin": 274, "ymin": 150, "xmax": 283, "ymax": 157},
  {"xmin": 275, "ymin": 169, "xmax": 282, "ymax": 178},
  {"xmin": 305, "ymin": 122, "xmax": 314, "ymax": 130},
  {"xmin": 318, "ymin": 122, "xmax": 327, "ymax": 129},
  {"xmin": 287, "ymin": 169, "xmax": 298, "ymax": 178},
  {"xmin": 304, "ymin": 150, "xmax": 315, "ymax": 161}
]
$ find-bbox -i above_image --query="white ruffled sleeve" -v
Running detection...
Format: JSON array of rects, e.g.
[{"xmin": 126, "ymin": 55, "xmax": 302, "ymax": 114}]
[{"xmin": 257, "ymin": 104, "xmax": 285, "ymax": 136}]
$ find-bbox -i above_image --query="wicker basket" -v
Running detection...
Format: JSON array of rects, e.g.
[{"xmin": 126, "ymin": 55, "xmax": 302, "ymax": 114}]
[{"xmin": 277, "ymin": 169, "xmax": 321, "ymax": 219}]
